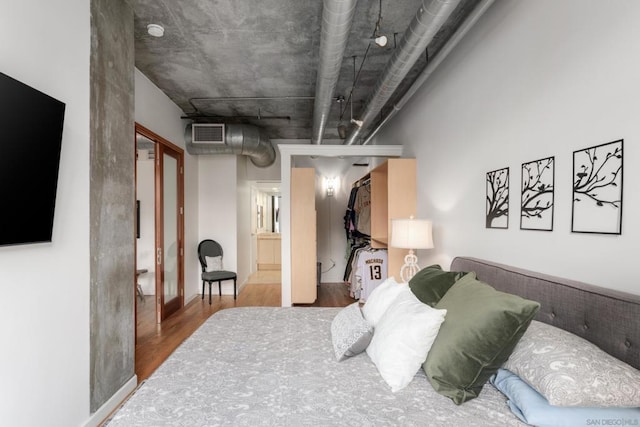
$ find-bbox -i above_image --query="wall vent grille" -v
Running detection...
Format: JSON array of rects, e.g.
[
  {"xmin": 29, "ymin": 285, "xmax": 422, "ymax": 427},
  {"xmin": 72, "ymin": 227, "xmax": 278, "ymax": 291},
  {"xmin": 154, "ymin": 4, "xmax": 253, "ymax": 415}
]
[{"xmin": 192, "ymin": 123, "xmax": 225, "ymax": 144}]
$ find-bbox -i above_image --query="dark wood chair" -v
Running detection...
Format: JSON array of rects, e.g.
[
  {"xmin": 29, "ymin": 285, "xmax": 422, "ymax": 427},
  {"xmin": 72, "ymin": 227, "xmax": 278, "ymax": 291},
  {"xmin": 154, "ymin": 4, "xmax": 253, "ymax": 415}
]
[{"xmin": 197, "ymin": 239, "xmax": 237, "ymax": 303}]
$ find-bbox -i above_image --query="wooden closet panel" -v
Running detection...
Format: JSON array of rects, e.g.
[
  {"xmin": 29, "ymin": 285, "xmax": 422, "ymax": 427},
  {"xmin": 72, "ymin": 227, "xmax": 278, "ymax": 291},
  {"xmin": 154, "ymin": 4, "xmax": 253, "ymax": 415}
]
[
  {"xmin": 367, "ymin": 158, "xmax": 417, "ymax": 281},
  {"xmin": 290, "ymin": 168, "xmax": 317, "ymax": 303},
  {"xmin": 386, "ymin": 159, "xmax": 417, "ymax": 280}
]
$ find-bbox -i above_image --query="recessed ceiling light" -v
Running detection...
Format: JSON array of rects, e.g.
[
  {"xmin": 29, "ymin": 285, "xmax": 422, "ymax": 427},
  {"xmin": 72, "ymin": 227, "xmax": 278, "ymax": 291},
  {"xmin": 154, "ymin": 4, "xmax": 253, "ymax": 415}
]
[{"xmin": 147, "ymin": 24, "xmax": 164, "ymax": 37}]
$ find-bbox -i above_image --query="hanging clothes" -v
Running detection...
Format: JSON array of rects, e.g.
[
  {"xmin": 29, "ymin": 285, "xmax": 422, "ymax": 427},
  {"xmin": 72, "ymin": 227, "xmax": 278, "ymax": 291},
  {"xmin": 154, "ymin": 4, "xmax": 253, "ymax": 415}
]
[
  {"xmin": 346, "ymin": 246, "xmax": 388, "ymax": 302},
  {"xmin": 354, "ymin": 183, "xmax": 371, "ymax": 236}
]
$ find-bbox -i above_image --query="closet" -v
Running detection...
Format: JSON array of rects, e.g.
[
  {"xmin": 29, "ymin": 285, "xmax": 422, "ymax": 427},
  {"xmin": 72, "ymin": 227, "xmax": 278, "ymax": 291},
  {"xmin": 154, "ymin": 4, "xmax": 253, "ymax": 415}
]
[{"xmin": 362, "ymin": 158, "xmax": 417, "ymax": 280}]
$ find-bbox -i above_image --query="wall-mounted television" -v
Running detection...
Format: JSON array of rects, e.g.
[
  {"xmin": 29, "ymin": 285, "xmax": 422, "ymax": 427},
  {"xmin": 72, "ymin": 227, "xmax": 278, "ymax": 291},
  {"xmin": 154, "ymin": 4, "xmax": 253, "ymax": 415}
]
[{"xmin": 0, "ymin": 72, "xmax": 66, "ymax": 246}]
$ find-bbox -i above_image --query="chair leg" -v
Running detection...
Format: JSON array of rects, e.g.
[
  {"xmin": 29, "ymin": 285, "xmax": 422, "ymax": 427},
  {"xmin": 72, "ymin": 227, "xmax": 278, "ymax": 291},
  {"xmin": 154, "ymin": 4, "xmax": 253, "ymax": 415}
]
[
  {"xmin": 209, "ymin": 282, "xmax": 212, "ymax": 305},
  {"xmin": 202, "ymin": 281, "xmax": 205, "ymax": 300},
  {"xmin": 233, "ymin": 278, "xmax": 237, "ymax": 300},
  {"xmin": 218, "ymin": 281, "xmax": 222, "ymax": 297}
]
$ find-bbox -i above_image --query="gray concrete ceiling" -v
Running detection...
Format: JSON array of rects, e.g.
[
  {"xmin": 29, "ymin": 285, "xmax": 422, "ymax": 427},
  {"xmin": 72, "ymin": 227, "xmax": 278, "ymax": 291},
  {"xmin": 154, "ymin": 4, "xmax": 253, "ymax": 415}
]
[{"xmin": 133, "ymin": 0, "xmax": 482, "ymax": 142}]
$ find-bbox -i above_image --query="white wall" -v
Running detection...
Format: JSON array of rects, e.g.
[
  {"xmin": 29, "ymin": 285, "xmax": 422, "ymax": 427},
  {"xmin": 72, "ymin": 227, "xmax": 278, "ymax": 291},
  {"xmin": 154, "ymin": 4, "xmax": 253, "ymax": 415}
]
[
  {"xmin": 134, "ymin": 70, "xmax": 200, "ymax": 301},
  {"xmin": 237, "ymin": 160, "xmax": 253, "ymax": 285},
  {"xmin": 198, "ymin": 155, "xmax": 239, "ymax": 295},
  {"xmin": 381, "ymin": 0, "xmax": 640, "ymax": 294},
  {"xmin": 315, "ymin": 167, "xmax": 370, "ymax": 282},
  {"xmin": 136, "ymin": 159, "xmax": 155, "ymax": 294},
  {"xmin": 0, "ymin": 0, "xmax": 90, "ymax": 425}
]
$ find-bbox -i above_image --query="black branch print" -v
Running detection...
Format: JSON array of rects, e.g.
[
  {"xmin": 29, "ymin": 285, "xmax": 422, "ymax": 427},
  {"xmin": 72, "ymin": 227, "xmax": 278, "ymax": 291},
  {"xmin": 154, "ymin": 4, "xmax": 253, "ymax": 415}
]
[
  {"xmin": 521, "ymin": 157, "xmax": 554, "ymax": 220},
  {"xmin": 573, "ymin": 143, "xmax": 622, "ymax": 208},
  {"xmin": 486, "ymin": 168, "xmax": 509, "ymax": 228}
]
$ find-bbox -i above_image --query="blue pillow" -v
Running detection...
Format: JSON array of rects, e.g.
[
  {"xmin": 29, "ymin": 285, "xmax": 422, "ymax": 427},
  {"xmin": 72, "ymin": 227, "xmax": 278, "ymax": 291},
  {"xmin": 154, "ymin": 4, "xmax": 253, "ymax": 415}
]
[{"xmin": 490, "ymin": 369, "xmax": 640, "ymax": 427}]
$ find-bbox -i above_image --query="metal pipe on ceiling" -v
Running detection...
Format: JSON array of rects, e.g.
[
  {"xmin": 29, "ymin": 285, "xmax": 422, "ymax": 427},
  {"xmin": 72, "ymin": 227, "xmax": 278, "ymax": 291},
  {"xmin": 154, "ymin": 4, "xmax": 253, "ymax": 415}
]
[
  {"xmin": 361, "ymin": 0, "xmax": 495, "ymax": 145},
  {"xmin": 184, "ymin": 123, "xmax": 276, "ymax": 168},
  {"xmin": 343, "ymin": 0, "xmax": 463, "ymax": 145},
  {"xmin": 311, "ymin": 0, "xmax": 359, "ymax": 145}
]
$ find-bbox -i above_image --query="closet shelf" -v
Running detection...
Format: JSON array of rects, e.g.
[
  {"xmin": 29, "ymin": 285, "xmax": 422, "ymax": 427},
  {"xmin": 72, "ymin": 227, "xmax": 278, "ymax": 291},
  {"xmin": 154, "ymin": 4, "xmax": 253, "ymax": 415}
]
[{"xmin": 371, "ymin": 236, "xmax": 388, "ymax": 246}]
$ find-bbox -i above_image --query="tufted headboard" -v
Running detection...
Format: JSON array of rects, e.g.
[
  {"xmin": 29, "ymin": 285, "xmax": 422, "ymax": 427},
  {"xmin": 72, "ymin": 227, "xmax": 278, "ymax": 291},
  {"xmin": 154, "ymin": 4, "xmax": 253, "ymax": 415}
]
[{"xmin": 450, "ymin": 257, "xmax": 640, "ymax": 370}]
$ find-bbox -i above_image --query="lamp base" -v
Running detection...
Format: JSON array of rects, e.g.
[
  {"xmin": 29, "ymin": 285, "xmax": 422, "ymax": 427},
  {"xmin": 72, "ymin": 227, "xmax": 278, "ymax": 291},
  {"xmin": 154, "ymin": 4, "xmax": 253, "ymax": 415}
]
[{"xmin": 399, "ymin": 249, "xmax": 419, "ymax": 283}]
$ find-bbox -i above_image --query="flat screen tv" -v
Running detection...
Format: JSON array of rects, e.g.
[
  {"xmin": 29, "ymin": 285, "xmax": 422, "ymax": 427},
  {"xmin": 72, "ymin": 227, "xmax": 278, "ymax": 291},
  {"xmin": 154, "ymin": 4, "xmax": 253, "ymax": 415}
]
[{"xmin": 0, "ymin": 72, "xmax": 65, "ymax": 246}]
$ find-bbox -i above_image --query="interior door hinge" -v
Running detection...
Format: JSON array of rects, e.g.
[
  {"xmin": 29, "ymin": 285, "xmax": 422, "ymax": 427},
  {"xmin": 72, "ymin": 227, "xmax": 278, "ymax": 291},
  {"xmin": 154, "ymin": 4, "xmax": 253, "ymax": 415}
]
[
  {"xmin": 180, "ymin": 207, "xmax": 183, "ymax": 215},
  {"xmin": 180, "ymin": 247, "xmax": 184, "ymax": 257},
  {"xmin": 180, "ymin": 166, "xmax": 183, "ymax": 174},
  {"xmin": 156, "ymin": 248, "xmax": 162, "ymax": 265}
]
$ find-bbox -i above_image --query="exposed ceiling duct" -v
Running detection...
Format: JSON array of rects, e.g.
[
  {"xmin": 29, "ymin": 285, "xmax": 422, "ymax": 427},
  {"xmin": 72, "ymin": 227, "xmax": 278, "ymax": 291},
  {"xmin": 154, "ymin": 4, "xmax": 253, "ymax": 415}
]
[
  {"xmin": 343, "ymin": 0, "xmax": 463, "ymax": 145},
  {"xmin": 311, "ymin": 0, "xmax": 359, "ymax": 145},
  {"xmin": 362, "ymin": 0, "xmax": 495, "ymax": 145},
  {"xmin": 185, "ymin": 123, "xmax": 276, "ymax": 168}
]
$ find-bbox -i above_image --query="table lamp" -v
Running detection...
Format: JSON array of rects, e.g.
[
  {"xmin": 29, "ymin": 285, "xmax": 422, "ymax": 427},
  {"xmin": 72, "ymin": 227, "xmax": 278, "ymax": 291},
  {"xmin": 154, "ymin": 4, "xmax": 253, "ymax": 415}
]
[{"xmin": 390, "ymin": 217, "xmax": 434, "ymax": 282}]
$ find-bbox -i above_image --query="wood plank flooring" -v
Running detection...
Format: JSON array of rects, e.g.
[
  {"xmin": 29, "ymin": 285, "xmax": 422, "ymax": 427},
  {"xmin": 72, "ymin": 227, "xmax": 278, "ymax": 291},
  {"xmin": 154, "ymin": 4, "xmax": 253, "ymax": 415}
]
[{"xmin": 136, "ymin": 281, "xmax": 354, "ymax": 382}]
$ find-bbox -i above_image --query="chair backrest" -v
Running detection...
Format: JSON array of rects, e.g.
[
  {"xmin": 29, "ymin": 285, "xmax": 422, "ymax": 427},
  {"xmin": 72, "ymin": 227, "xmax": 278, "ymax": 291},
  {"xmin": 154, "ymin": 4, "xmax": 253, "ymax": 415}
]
[{"xmin": 198, "ymin": 239, "xmax": 223, "ymax": 271}]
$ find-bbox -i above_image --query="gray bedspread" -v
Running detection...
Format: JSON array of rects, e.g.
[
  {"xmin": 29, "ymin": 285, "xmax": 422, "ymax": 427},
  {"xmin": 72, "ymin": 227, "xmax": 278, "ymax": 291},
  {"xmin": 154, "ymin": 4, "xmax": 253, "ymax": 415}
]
[{"xmin": 108, "ymin": 307, "xmax": 525, "ymax": 426}]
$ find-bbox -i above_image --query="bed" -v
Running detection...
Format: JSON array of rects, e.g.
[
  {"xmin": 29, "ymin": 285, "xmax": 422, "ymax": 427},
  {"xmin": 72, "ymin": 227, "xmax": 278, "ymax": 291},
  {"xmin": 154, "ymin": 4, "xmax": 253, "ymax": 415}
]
[{"xmin": 107, "ymin": 257, "xmax": 640, "ymax": 426}]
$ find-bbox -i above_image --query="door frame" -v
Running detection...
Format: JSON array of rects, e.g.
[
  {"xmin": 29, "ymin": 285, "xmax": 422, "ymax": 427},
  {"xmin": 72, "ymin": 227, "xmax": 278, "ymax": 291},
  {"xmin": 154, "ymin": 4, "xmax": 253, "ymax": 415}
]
[{"xmin": 135, "ymin": 123, "xmax": 185, "ymax": 323}]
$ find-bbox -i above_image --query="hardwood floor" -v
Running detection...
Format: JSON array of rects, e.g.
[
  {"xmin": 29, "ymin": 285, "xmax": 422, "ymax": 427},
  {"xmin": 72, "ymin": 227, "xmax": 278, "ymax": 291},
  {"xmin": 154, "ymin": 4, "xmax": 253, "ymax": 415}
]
[{"xmin": 135, "ymin": 280, "xmax": 355, "ymax": 382}]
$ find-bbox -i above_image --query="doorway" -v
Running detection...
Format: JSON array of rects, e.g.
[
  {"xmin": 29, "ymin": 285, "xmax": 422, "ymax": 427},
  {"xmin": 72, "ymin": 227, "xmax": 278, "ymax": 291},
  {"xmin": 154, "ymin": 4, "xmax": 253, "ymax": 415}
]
[
  {"xmin": 249, "ymin": 181, "xmax": 282, "ymax": 286},
  {"xmin": 135, "ymin": 123, "xmax": 185, "ymax": 324}
]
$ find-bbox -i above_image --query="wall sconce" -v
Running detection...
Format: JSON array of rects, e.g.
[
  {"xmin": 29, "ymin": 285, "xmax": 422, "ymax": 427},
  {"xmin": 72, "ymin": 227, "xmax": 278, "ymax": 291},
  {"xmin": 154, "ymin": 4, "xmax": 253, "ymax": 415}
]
[
  {"xmin": 324, "ymin": 177, "xmax": 337, "ymax": 197},
  {"xmin": 390, "ymin": 216, "xmax": 434, "ymax": 282}
]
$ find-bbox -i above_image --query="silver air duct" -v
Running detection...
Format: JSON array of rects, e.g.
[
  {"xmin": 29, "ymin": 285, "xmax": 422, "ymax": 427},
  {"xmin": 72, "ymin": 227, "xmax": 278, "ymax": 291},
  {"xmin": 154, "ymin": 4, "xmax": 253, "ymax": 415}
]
[
  {"xmin": 185, "ymin": 123, "xmax": 276, "ymax": 168},
  {"xmin": 344, "ymin": 0, "xmax": 462, "ymax": 145},
  {"xmin": 311, "ymin": 0, "xmax": 359, "ymax": 145}
]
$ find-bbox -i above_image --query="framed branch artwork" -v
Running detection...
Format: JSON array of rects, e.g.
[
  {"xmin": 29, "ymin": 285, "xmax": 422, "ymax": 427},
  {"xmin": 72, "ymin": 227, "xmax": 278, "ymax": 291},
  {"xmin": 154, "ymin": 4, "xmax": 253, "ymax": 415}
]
[
  {"xmin": 520, "ymin": 156, "xmax": 554, "ymax": 231},
  {"xmin": 486, "ymin": 167, "xmax": 509, "ymax": 229},
  {"xmin": 572, "ymin": 139, "xmax": 623, "ymax": 234}
]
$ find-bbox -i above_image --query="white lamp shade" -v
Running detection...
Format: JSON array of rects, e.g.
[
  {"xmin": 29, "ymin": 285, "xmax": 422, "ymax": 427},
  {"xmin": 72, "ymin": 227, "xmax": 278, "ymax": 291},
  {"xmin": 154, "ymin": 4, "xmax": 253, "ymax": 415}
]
[{"xmin": 390, "ymin": 218, "xmax": 434, "ymax": 249}]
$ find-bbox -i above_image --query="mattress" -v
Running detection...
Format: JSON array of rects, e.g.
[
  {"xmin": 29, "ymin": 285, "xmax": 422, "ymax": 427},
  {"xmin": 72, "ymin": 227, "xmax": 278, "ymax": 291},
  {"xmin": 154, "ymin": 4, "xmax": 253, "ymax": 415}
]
[{"xmin": 108, "ymin": 307, "xmax": 525, "ymax": 426}]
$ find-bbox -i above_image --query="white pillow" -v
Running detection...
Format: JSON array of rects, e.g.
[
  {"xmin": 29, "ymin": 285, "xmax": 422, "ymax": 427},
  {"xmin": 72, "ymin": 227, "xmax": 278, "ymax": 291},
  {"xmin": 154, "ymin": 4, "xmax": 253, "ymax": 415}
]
[
  {"xmin": 330, "ymin": 302, "xmax": 373, "ymax": 361},
  {"xmin": 366, "ymin": 286, "xmax": 447, "ymax": 392},
  {"xmin": 361, "ymin": 276, "xmax": 407, "ymax": 326},
  {"xmin": 205, "ymin": 255, "xmax": 223, "ymax": 271}
]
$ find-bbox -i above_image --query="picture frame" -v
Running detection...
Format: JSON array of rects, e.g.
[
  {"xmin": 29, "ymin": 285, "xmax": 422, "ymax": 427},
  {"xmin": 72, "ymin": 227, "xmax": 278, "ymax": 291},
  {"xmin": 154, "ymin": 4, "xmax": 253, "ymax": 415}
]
[
  {"xmin": 486, "ymin": 167, "xmax": 509, "ymax": 229},
  {"xmin": 520, "ymin": 156, "xmax": 554, "ymax": 231},
  {"xmin": 571, "ymin": 139, "xmax": 623, "ymax": 234}
]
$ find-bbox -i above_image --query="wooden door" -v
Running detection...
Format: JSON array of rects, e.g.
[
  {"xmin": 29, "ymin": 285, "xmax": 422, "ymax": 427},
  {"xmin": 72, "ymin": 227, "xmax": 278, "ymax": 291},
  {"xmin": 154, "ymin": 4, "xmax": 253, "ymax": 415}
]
[
  {"xmin": 290, "ymin": 168, "xmax": 317, "ymax": 303},
  {"xmin": 155, "ymin": 142, "xmax": 184, "ymax": 321}
]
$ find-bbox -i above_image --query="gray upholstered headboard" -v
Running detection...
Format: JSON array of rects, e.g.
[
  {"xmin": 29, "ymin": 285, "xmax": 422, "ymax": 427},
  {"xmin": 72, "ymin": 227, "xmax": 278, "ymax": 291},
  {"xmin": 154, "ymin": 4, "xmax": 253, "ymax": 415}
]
[{"xmin": 450, "ymin": 257, "xmax": 640, "ymax": 370}]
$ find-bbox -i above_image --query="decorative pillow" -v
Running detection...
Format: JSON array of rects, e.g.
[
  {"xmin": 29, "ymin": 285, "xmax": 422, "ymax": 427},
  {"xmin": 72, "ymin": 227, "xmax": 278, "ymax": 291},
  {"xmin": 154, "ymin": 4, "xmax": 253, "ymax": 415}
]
[
  {"xmin": 490, "ymin": 368, "xmax": 640, "ymax": 427},
  {"xmin": 423, "ymin": 272, "xmax": 540, "ymax": 404},
  {"xmin": 361, "ymin": 276, "xmax": 407, "ymax": 327},
  {"xmin": 366, "ymin": 285, "xmax": 447, "ymax": 392},
  {"xmin": 330, "ymin": 302, "xmax": 374, "ymax": 361},
  {"xmin": 205, "ymin": 255, "xmax": 223, "ymax": 272},
  {"xmin": 409, "ymin": 264, "xmax": 468, "ymax": 307},
  {"xmin": 503, "ymin": 320, "xmax": 640, "ymax": 407}
]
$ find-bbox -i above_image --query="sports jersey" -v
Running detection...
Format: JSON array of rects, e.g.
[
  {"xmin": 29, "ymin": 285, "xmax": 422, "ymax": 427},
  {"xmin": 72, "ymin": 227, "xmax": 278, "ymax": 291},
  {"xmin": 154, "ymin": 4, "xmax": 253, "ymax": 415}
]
[{"xmin": 353, "ymin": 248, "xmax": 387, "ymax": 302}]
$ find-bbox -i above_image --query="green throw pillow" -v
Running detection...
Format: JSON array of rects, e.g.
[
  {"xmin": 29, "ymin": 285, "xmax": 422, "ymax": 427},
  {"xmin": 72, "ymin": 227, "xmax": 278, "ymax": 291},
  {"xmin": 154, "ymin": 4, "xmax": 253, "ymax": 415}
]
[
  {"xmin": 423, "ymin": 272, "xmax": 540, "ymax": 405},
  {"xmin": 408, "ymin": 264, "xmax": 467, "ymax": 307}
]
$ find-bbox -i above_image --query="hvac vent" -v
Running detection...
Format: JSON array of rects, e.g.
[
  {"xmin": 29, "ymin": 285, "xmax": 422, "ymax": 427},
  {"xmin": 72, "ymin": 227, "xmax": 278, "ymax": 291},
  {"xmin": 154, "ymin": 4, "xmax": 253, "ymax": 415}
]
[{"xmin": 192, "ymin": 123, "xmax": 225, "ymax": 144}]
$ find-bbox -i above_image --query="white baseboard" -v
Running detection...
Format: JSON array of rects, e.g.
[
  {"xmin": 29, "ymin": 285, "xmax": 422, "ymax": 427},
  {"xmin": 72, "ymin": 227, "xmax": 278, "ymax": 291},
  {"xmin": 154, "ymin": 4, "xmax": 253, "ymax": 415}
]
[{"xmin": 83, "ymin": 375, "xmax": 137, "ymax": 427}]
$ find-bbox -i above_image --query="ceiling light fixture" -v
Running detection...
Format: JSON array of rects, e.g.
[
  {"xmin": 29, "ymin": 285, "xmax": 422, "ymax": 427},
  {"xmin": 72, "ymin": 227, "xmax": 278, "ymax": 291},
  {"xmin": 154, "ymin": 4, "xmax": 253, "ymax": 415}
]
[
  {"xmin": 373, "ymin": 35, "xmax": 388, "ymax": 47},
  {"xmin": 147, "ymin": 24, "xmax": 165, "ymax": 37}
]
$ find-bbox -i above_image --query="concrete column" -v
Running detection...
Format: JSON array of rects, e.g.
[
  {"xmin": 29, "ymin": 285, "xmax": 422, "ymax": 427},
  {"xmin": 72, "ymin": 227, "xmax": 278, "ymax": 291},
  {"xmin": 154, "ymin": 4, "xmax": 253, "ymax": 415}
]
[{"xmin": 89, "ymin": 0, "xmax": 135, "ymax": 412}]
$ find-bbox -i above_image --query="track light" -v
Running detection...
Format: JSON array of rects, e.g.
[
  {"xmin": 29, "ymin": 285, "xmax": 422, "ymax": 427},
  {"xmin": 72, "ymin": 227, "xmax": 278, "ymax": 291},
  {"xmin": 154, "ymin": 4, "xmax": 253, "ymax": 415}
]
[
  {"xmin": 337, "ymin": 123, "xmax": 347, "ymax": 139},
  {"xmin": 147, "ymin": 24, "xmax": 165, "ymax": 37},
  {"xmin": 373, "ymin": 35, "xmax": 388, "ymax": 47}
]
